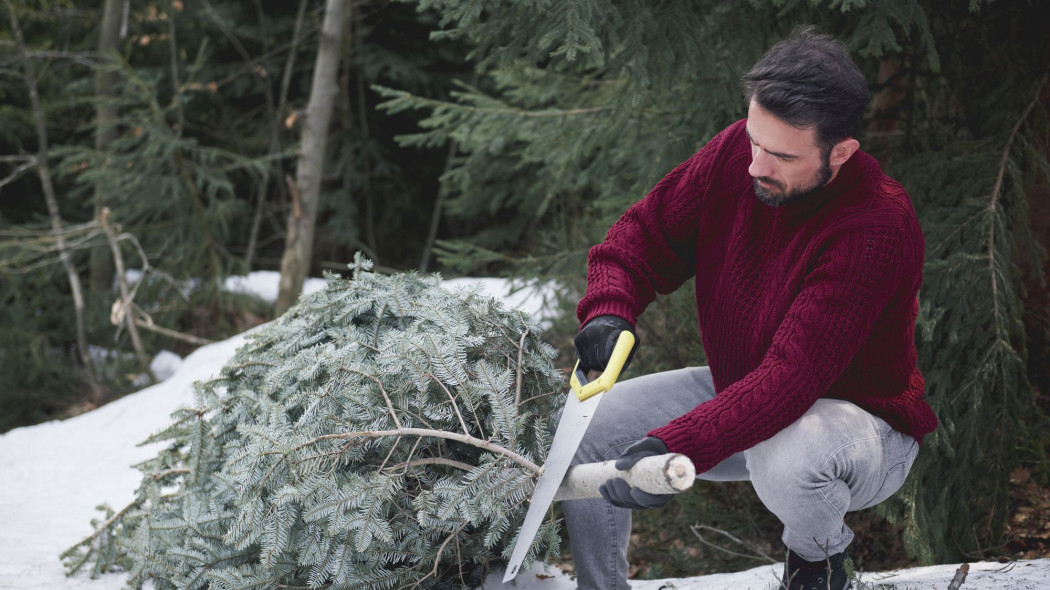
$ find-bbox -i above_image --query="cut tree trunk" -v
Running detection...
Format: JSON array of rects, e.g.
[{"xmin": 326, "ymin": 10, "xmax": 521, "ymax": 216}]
[{"xmin": 555, "ymin": 453, "xmax": 696, "ymax": 501}]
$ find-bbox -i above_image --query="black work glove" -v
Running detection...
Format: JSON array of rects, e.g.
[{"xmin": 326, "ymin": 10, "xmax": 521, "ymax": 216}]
[
  {"xmin": 599, "ymin": 437, "xmax": 674, "ymax": 510},
  {"xmin": 573, "ymin": 315, "xmax": 639, "ymax": 374}
]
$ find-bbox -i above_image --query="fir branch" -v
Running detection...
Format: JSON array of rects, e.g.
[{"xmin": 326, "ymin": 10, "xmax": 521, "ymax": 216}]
[
  {"xmin": 375, "ymin": 436, "xmax": 403, "ymax": 474},
  {"xmin": 427, "ymin": 371, "xmax": 472, "ymax": 436},
  {"xmin": 300, "ymin": 428, "xmax": 541, "ymax": 474},
  {"xmin": 338, "ymin": 367, "xmax": 403, "ymax": 429},
  {"xmin": 60, "ymin": 499, "xmax": 140, "ymax": 563},
  {"xmin": 430, "ymin": 522, "xmax": 469, "ymax": 582},
  {"xmin": 390, "ymin": 457, "xmax": 476, "ymax": 473},
  {"xmin": 519, "ymin": 389, "xmax": 562, "ymax": 406},
  {"xmin": 151, "ymin": 468, "xmax": 191, "ymax": 480},
  {"xmin": 985, "ymin": 72, "xmax": 1047, "ymax": 328},
  {"xmin": 376, "ymin": 86, "xmax": 611, "ymax": 119}
]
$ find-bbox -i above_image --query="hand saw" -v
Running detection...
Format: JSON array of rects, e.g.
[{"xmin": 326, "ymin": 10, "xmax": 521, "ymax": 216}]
[{"xmin": 502, "ymin": 331, "xmax": 636, "ymax": 583}]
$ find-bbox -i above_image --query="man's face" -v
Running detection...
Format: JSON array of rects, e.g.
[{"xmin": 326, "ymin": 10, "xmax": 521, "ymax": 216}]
[{"xmin": 745, "ymin": 100, "xmax": 832, "ymax": 207}]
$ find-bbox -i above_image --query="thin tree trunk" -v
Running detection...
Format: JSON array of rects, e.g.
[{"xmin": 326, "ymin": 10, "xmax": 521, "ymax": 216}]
[
  {"xmin": 338, "ymin": 4, "xmax": 379, "ymax": 264},
  {"xmin": 202, "ymin": 0, "xmax": 283, "ymax": 272},
  {"xmin": 245, "ymin": 0, "xmax": 308, "ymax": 269},
  {"xmin": 353, "ymin": 22, "xmax": 377, "ymax": 257},
  {"xmin": 420, "ymin": 71, "xmax": 478, "ymax": 272},
  {"xmin": 89, "ymin": 0, "xmax": 124, "ymax": 292},
  {"xmin": 420, "ymin": 142, "xmax": 457, "ymax": 273},
  {"xmin": 166, "ymin": 1, "xmax": 220, "ymax": 283},
  {"xmin": 99, "ymin": 208, "xmax": 155, "ymax": 383},
  {"xmin": 276, "ymin": 0, "xmax": 347, "ymax": 314},
  {"xmin": 5, "ymin": 0, "xmax": 96, "ymax": 381}
]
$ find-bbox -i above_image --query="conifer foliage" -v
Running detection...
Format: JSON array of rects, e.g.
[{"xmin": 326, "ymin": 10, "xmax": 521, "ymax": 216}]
[{"xmin": 63, "ymin": 255, "xmax": 564, "ymax": 589}]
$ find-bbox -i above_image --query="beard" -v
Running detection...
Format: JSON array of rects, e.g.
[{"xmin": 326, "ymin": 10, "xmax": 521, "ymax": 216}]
[{"xmin": 752, "ymin": 156, "xmax": 833, "ymax": 207}]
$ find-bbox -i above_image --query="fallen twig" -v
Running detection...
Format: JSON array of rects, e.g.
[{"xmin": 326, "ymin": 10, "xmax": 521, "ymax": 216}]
[
  {"xmin": 689, "ymin": 524, "xmax": 778, "ymax": 564},
  {"xmin": 947, "ymin": 562, "xmax": 969, "ymax": 590}
]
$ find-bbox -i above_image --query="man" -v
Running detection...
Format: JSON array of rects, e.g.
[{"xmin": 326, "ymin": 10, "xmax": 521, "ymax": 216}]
[{"xmin": 564, "ymin": 26, "xmax": 938, "ymax": 590}]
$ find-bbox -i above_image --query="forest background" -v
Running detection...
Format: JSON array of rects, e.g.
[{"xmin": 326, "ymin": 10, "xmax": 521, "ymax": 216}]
[{"xmin": 1, "ymin": 0, "xmax": 1049, "ymax": 582}]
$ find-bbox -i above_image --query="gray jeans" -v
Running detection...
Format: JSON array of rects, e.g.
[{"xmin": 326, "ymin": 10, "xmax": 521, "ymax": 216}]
[{"xmin": 561, "ymin": 367, "xmax": 919, "ymax": 590}]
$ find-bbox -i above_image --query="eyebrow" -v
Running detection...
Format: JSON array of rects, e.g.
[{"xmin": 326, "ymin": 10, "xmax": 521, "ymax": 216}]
[{"xmin": 745, "ymin": 126, "xmax": 800, "ymax": 161}]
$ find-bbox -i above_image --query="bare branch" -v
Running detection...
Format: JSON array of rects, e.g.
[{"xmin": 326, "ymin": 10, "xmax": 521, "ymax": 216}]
[
  {"xmin": 390, "ymin": 457, "xmax": 475, "ymax": 473},
  {"xmin": 300, "ymin": 427, "xmax": 541, "ymax": 474},
  {"xmin": 427, "ymin": 371, "xmax": 472, "ymax": 436},
  {"xmin": 101, "ymin": 207, "xmax": 154, "ymax": 381},
  {"xmin": 689, "ymin": 524, "xmax": 778, "ymax": 564},
  {"xmin": 59, "ymin": 499, "xmax": 140, "ymax": 561},
  {"xmin": 430, "ymin": 522, "xmax": 470, "ymax": 581},
  {"xmin": 0, "ymin": 158, "xmax": 35, "ymax": 191},
  {"xmin": 132, "ymin": 315, "xmax": 215, "ymax": 346},
  {"xmin": 17, "ymin": 49, "xmax": 99, "ymax": 66}
]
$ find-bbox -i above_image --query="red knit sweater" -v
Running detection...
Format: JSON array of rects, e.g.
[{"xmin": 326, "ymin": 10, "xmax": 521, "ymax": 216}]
[{"xmin": 577, "ymin": 119, "xmax": 939, "ymax": 473}]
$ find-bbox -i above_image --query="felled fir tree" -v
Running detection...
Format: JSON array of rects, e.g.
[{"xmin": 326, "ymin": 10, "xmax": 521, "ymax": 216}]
[{"xmin": 63, "ymin": 254, "xmax": 564, "ymax": 589}]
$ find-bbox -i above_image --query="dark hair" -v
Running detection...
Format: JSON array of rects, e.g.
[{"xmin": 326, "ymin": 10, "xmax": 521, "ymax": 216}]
[{"xmin": 743, "ymin": 25, "xmax": 869, "ymax": 151}]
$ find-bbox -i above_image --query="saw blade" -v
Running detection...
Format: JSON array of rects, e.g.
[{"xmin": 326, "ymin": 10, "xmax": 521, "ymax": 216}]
[
  {"xmin": 502, "ymin": 331, "xmax": 634, "ymax": 582},
  {"xmin": 502, "ymin": 390, "xmax": 600, "ymax": 582}
]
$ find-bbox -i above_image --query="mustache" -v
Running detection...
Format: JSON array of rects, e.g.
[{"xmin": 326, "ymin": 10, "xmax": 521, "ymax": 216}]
[{"xmin": 753, "ymin": 176, "xmax": 784, "ymax": 191}]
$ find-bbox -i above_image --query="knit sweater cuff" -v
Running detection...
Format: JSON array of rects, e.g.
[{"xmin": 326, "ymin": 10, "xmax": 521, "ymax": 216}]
[
  {"xmin": 578, "ymin": 300, "xmax": 638, "ymax": 327},
  {"xmin": 647, "ymin": 424, "xmax": 718, "ymax": 473}
]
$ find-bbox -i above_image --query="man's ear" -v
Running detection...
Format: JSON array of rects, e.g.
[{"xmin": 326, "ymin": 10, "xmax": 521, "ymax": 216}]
[{"xmin": 830, "ymin": 137, "xmax": 860, "ymax": 167}]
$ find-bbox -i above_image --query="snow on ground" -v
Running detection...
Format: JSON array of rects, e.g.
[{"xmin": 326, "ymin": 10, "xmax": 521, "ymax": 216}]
[{"xmin": 0, "ymin": 272, "xmax": 1046, "ymax": 590}]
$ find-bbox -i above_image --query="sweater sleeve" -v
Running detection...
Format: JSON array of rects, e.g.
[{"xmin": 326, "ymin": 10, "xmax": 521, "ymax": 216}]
[
  {"xmin": 576, "ymin": 124, "xmax": 738, "ymax": 326},
  {"xmin": 648, "ymin": 218, "xmax": 919, "ymax": 472}
]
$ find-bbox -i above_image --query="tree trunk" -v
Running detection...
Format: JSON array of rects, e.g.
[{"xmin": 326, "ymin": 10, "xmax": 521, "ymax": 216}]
[
  {"xmin": 245, "ymin": 0, "xmax": 307, "ymax": 269},
  {"xmin": 89, "ymin": 0, "xmax": 124, "ymax": 292},
  {"xmin": 275, "ymin": 0, "xmax": 347, "ymax": 315},
  {"xmin": 352, "ymin": 11, "xmax": 377, "ymax": 259},
  {"xmin": 554, "ymin": 453, "xmax": 695, "ymax": 501},
  {"xmin": 4, "ymin": 0, "xmax": 97, "ymax": 381}
]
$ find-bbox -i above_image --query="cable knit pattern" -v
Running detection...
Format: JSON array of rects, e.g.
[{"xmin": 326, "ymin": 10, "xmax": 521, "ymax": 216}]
[{"xmin": 577, "ymin": 119, "xmax": 938, "ymax": 473}]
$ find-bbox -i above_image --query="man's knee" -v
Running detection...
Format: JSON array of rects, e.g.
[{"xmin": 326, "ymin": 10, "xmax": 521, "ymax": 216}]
[
  {"xmin": 746, "ymin": 436, "xmax": 831, "ymax": 501},
  {"xmin": 745, "ymin": 400, "xmax": 898, "ymax": 511}
]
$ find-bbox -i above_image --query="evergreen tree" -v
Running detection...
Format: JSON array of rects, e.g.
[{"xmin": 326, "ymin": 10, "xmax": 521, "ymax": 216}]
[
  {"xmin": 0, "ymin": 0, "xmax": 475, "ymax": 429},
  {"xmin": 64, "ymin": 255, "xmax": 565, "ymax": 589}
]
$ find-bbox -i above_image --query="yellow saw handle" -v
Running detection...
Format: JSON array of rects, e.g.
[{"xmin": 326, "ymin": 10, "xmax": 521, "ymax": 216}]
[{"xmin": 570, "ymin": 330, "xmax": 635, "ymax": 401}]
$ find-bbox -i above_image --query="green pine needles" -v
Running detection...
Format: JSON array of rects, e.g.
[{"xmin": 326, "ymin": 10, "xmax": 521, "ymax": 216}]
[{"xmin": 63, "ymin": 254, "xmax": 565, "ymax": 589}]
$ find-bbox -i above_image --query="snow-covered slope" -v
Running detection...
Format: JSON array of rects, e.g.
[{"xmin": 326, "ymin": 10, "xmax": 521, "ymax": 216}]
[{"xmin": 0, "ymin": 274, "xmax": 1045, "ymax": 590}]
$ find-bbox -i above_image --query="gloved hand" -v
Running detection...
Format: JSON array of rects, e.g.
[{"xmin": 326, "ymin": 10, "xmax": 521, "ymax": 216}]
[
  {"xmin": 573, "ymin": 315, "xmax": 639, "ymax": 374},
  {"xmin": 599, "ymin": 437, "xmax": 674, "ymax": 510}
]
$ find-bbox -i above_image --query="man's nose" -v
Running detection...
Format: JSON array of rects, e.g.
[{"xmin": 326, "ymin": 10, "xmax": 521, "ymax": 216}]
[{"xmin": 749, "ymin": 150, "xmax": 772, "ymax": 178}]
